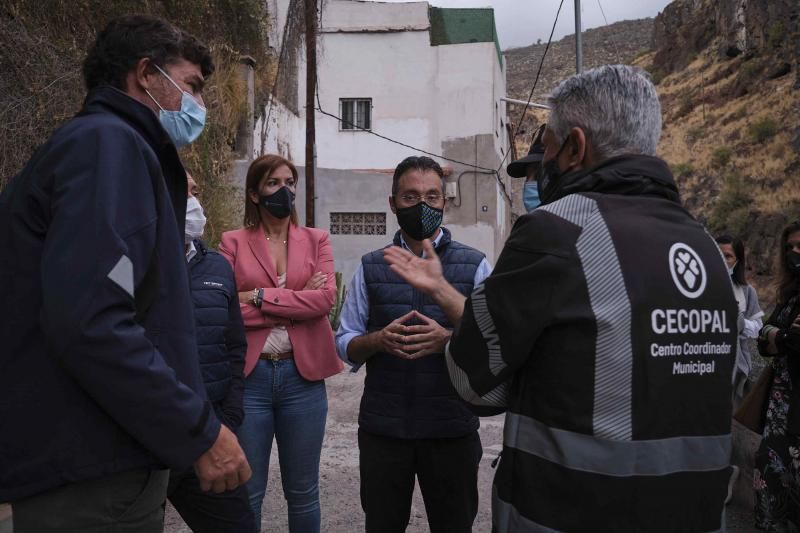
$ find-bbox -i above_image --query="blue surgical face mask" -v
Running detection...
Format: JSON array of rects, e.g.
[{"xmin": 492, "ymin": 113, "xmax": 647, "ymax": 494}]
[
  {"xmin": 146, "ymin": 65, "xmax": 206, "ymax": 148},
  {"xmin": 523, "ymin": 182, "xmax": 541, "ymax": 212}
]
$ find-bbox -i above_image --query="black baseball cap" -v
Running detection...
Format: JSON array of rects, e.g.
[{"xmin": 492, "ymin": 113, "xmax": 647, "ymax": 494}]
[{"xmin": 507, "ymin": 124, "xmax": 546, "ymax": 178}]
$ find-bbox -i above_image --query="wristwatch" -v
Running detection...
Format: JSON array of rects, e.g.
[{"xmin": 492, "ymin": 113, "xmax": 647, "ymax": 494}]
[{"xmin": 252, "ymin": 288, "xmax": 263, "ymax": 307}]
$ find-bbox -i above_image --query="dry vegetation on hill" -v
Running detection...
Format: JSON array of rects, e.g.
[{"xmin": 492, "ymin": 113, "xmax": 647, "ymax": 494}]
[
  {"xmin": 504, "ymin": 0, "xmax": 799, "ymax": 303},
  {"xmin": 0, "ymin": 0, "xmax": 277, "ymax": 246}
]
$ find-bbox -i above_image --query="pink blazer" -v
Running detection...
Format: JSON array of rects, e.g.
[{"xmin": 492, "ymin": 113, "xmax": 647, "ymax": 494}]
[{"xmin": 218, "ymin": 224, "xmax": 344, "ymax": 380}]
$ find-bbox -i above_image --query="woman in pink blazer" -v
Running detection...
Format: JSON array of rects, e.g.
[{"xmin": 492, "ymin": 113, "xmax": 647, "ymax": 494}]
[{"xmin": 219, "ymin": 154, "xmax": 343, "ymax": 532}]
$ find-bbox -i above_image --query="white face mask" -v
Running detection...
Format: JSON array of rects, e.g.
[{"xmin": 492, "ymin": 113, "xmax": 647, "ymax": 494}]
[{"xmin": 185, "ymin": 196, "xmax": 206, "ymax": 244}]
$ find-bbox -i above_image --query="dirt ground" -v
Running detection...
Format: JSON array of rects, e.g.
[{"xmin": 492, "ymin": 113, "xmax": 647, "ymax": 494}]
[
  {"xmin": 162, "ymin": 370, "xmax": 758, "ymax": 533},
  {"xmin": 0, "ymin": 369, "xmax": 759, "ymax": 532},
  {"xmin": 165, "ymin": 370, "xmax": 503, "ymax": 533}
]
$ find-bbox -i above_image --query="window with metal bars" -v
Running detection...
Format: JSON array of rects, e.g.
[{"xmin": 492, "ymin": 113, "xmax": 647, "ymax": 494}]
[{"xmin": 339, "ymin": 98, "xmax": 372, "ymax": 131}]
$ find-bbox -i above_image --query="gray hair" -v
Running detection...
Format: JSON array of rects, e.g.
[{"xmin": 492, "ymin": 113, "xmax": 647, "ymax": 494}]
[{"xmin": 547, "ymin": 65, "xmax": 662, "ymax": 160}]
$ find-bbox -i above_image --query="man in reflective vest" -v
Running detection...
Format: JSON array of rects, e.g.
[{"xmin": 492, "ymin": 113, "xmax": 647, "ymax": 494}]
[{"xmin": 384, "ymin": 64, "xmax": 737, "ymax": 532}]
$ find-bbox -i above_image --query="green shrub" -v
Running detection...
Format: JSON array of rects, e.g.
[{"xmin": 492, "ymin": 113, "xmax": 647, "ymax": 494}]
[
  {"xmin": 749, "ymin": 118, "xmax": 779, "ymax": 144},
  {"xmin": 709, "ymin": 173, "xmax": 752, "ymax": 234},
  {"xmin": 648, "ymin": 68, "xmax": 666, "ymax": 85},
  {"xmin": 711, "ymin": 146, "xmax": 733, "ymax": 168},
  {"xmin": 671, "ymin": 162, "xmax": 694, "ymax": 176},
  {"xmin": 738, "ymin": 61, "xmax": 761, "ymax": 84},
  {"xmin": 731, "ymin": 106, "xmax": 748, "ymax": 121},
  {"xmin": 768, "ymin": 23, "xmax": 785, "ymax": 48},
  {"xmin": 631, "ymin": 48, "xmax": 651, "ymax": 62},
  {"xmin": 685, "ymin": 126, "xmax": 705, "ymax": 146},
  {"xmin": 674, "ymin": 94, "xmax": 695, "ymax": 119}
]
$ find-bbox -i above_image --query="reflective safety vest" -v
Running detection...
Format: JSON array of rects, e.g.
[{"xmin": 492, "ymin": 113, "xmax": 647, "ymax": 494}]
[{"xmin": 446, "ymin": 159, "xmax": 737, "ymax": 533}]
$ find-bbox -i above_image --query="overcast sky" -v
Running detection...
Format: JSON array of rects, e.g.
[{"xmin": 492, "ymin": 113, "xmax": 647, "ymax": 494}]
[{"xmin": 376, "ymin": 0, "xmax": 674, "ymax": 49}]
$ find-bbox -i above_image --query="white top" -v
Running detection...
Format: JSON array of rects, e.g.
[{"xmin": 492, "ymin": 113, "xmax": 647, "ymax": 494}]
[{"xmin": 261, "ymin": 273, "xmax": 293, "ymax": 354}]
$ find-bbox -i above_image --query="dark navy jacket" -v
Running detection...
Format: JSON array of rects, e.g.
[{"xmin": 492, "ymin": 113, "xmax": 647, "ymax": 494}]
[
  {"xmin": 188, "ymin": 239, "xmax": 247, "ymax": 430},
  {"xmin": 0, "ymin": 86, "xmax": 220, "ymax": 501},
  {"xmin": 359, "ymin": 228, "xmax": 483, "ymax": 439}
]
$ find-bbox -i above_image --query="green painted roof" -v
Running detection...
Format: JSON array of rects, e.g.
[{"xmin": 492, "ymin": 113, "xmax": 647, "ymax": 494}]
[{"xmin": 429, "ymin": 7, "xmax": 503, "ymax": 67}]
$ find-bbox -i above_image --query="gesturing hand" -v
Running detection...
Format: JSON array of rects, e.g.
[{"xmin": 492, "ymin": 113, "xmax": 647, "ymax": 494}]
[
  {"xmin": 303, "ymin": 271, "xmax": 328, "ymax": 290},
  {"xmin": 399, "ymin": 311, "xmax": 451, "ymax": 359},
  {"xmin": 383, "ymin": 240, "xmax": 444, "ymax": 296}
]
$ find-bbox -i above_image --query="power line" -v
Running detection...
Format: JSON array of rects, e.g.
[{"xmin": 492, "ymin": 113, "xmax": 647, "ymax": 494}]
[
  {"xmin": 314, "ymin": 105, "xmax": 499, "ymax": 174},
  {"xmin": 311, "ymin": 1, "xmax": 512, "ymax": 204},
  {"xmin": 595, "ymin": 0, "xmax": 620, "ymax": 58},
  {"xmin": 496, "ymin": 0, "xmax": 566, "ymax": 174}
]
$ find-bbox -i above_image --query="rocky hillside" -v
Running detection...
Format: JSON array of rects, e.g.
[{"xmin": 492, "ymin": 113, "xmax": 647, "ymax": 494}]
[
  {"xmin": 503, "ymin": 1, "xmax": 799, "ymax": 305},
  {"xmin": 644, "ymin": 0, "xmax": 799, "ymax": 304},
  {"xmin": 505, "ymin": 18, "xmax": 654, "ymax": 109},
  {"xmin": 504, "ymin": 19, "xmax": 653, "ymax": 218}
]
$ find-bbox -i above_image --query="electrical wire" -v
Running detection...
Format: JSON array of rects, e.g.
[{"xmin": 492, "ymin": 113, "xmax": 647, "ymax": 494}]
[
  {"xmin": 314, "ymin": 106, "xmax": 499, "ymax": 173},
  {"xmin": 496, "ymin": 0, "xmax": 566, "ymax": 174},
  {"xmin": 595, "ymin": 0, "xmax": 620, "ymax": 59}
]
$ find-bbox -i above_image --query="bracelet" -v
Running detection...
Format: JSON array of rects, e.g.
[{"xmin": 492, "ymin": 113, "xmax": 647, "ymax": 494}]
[
  {"xmin": 759, "ymin": 324, "xmax": 778, "ymax": 342},
  {"xmin": 252, "ymin": 288, "xmax": 259, "ymax": 307},
  {"xmin": 257, "ymin": 287, "xmax": 264, "ymax": 307}
]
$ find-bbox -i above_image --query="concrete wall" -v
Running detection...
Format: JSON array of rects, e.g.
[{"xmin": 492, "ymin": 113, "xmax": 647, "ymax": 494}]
[
  {"xmin": 293, "ymin": 167, "xmax": 398, "ymax": 285},
  {"xmin": 314, "ymin": 29, "xmax": 438, "ymax": 168},
  {"xmin": 254, "ymin": 0, "xmax": 511, "ymax": 280},
  {"xmin": 322, "ymin": 0, "xmax": 429, "ymax": 32},
  {"xmin": 292, "ymin": 164, "xmax": 505, "ymax": 285}
]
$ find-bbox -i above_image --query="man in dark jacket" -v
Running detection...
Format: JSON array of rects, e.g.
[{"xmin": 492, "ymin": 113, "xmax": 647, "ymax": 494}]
[
  {"xmin": 0, "ymin": 16, "xmax": 250, "ymax": 532},
  {"xmin": 385, "ymin": 65, "xmax": 737, "ymax": 532},
  {"xmin": 166, "ymin": 174, "xmax": 254, "ymax": 532},
  {"xmin": 335, "ymin": 156, "xmax": 492, "ymax": 533}
]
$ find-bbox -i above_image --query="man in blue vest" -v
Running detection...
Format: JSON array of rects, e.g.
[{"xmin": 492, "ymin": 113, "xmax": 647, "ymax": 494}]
[
  {"xmin": 166, "ymin": 173, "xmax": 254, "ymax": 533},
  {"xmin": 336, "ymin": 156, "xmax": 492, "ymax": 533}
]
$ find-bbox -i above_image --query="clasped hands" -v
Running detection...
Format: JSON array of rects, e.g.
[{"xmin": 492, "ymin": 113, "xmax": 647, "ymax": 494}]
[{"xmin": 375, "ymin": 310, "xmax": 451, "ymax": 360}]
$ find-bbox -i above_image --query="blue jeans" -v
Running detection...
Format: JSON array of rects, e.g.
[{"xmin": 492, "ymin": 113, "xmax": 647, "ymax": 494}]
[{"xmin": 239, "ymin": 359, "xmax": 327, "ymax": 533}]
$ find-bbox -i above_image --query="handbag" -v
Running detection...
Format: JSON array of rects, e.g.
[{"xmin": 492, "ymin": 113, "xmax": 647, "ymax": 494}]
[{"xmin": 733, "ymin": 363, "xmax": 775, "ymax": 434}]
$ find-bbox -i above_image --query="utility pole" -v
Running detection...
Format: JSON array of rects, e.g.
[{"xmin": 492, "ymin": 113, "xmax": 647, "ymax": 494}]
[
  {"xmin": 305, "ymin": 0, "xmax": 317, "ymax": 227},
  {"xmin": 575, "ymin": 0, "xmax": 583, "ymax": 73}
]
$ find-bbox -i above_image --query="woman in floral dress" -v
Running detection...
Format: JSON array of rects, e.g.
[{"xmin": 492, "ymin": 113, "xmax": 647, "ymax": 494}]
[{"xmin": 755, "ymin": 220, "xmax": 800, "ymax": 531}]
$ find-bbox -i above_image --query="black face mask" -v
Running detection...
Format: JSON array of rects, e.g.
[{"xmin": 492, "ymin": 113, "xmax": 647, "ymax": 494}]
[
  {"xmin": 395, "ymin": 201, "xmax": 443, "ymax": 242},
  {"xmin": 787, "ymin": 250, "xmax": 800, "ymax": 275},
  {"xmin": 259, "ymin": 187, "xmax": 295, "ymax": 219},
  {"xmin": 537, "ymin": 137, "xmax": 572, "ymax": 205}
]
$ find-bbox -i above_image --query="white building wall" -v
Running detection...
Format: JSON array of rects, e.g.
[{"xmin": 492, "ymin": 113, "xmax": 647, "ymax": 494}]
[
  {"xmin": 434, "ymin": 43, "xmax": 496, "ymax": 142},
  {"xmin": 315, "ymin": 30, "xmax": 439, "ymax": 169},
  {"xmin": 250, "ymin": 0, "xmax": 510, "ymax": 282}
]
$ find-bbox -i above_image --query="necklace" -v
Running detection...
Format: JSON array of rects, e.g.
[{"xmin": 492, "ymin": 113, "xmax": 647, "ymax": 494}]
[{"xmin": 265, "ymin": 234, "xmax": 287, "ymax": 244}]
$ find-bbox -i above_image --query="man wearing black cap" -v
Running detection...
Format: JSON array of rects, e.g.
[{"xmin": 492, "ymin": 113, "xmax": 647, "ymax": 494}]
[{"xmin": 507, "ymin": 124, "xmax": 546, "ymax": 212}]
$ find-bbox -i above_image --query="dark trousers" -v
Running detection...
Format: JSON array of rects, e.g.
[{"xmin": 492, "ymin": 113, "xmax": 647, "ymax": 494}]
[
  {"xmin": 12, "ymin": 468, "xmax": 169, "ymax": 533},
  {"xmin": 167, "ymin": 467, "xmax": 255, "ymax": 533},
  {"xmin": 358, "ymin": 428, "xmax": 482, "ymax": 533}
]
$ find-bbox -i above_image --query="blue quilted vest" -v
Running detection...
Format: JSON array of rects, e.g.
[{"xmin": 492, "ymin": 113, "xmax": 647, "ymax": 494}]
[
  {"xmin": 188, "ymin": 240, "xmax": 236, "ymax": 404},
  {"xmin": 360, "ymin": 228, "xmax": 484, "ymax": 439}
]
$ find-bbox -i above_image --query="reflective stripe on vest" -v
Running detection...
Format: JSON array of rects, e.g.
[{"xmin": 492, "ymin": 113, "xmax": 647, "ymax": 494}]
[
  {"xmin": 504, "ymin": 412, "xmax": 731, "ymax": 477},
  {"xmin": 540, "ymin": 194, "xmax": 634, "ymax": 440}
]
